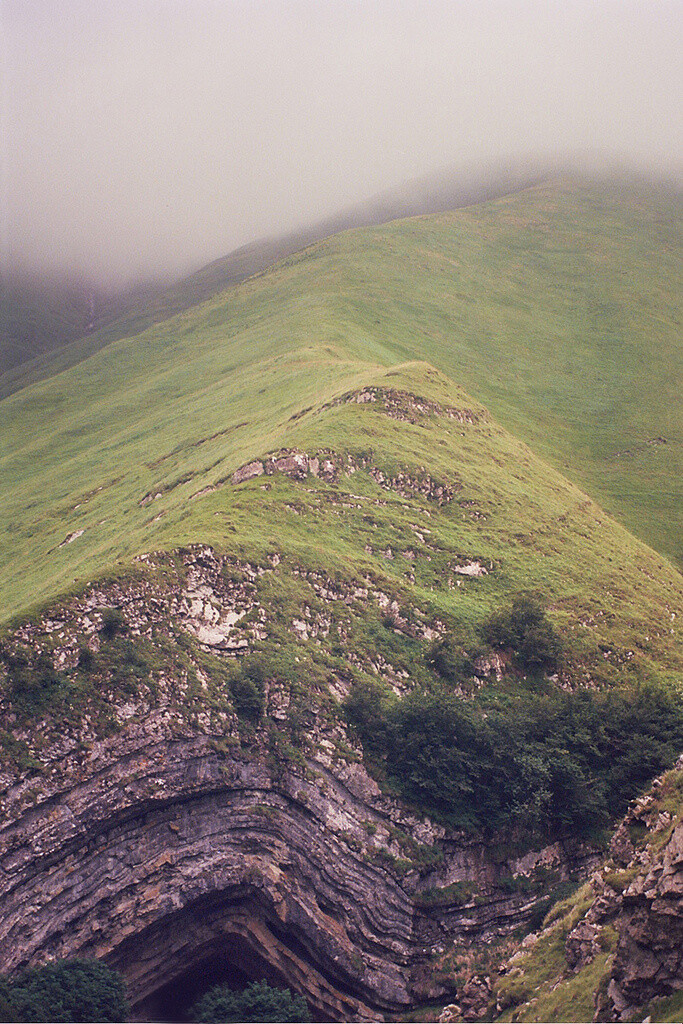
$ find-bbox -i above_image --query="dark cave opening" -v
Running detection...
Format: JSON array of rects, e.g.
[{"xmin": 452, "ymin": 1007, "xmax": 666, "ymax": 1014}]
[
  {"xmin": 117, "ymin": 889, "xmax": 358, "ymax": 1023},
  {"xmin": 134, "ymin": 936, "xmax": 311, "ymax": 1023},
  {"xmin": 145, "ymin": 953, "xmax": 250, "ymax": 1022}
]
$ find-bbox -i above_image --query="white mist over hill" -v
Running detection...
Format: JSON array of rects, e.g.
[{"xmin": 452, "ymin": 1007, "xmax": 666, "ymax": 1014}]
[{"xmin": 3, "ymin": 0, "xmax": 682, "ymax": 287}]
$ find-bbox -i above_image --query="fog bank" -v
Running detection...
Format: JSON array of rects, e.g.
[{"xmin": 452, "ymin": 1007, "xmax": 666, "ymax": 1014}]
[{"xmin": 3, "ymin": 0, "xmax": 682, "ymax": 287}]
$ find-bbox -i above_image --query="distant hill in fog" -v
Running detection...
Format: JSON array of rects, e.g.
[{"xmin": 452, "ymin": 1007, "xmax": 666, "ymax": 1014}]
[{"xmin": 2, "ymin": 158, "xmax": 679, "ymax": 400}]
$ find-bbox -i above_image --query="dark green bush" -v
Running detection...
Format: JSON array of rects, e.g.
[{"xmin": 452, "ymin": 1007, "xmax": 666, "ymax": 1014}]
[
  {"xmin": 1, "ymin": 959, "xmax": 128, "ymax": 1023},
  {"xmin": 190, "ymin": 981, "xmax": 310, "ymax": 1023},
  {"xmin": 386, "ymin": 688, "xmax": 480, "ymax": 822},
  {"xmin": 344, "ymin": 677, "xmax": 394, "ymax": 760},
  {"xmin": 227, "ymin": 662, "xmax": 265, "ymax": 722},
  {"xmin": 425, "ymin": 637, "xmax": 474, "ymax": 683},
  {"xmin": 0, "ymin": 978, "xmax": 15, "ymax": 1023},
  {"xmin": 344, "ymin": 678, "xmax": 683, "ymax": 842},
  {"xmin": 100, "ymin": 608, "xmax": 126, "ymax": 640},
  {"xmin": 77, "ymin": 646, "xmax": 94, "ymax": 671},
  {"xmin": 8, "ymin": 651, "xmax": 67, "ymax": 714},
  {"xmin": 483, "ymin": 596, "xmax": 561, "ymax": 673},
  {"xmin": 229, "ymin": 674, "xmax": 263, "ymax": 721}
]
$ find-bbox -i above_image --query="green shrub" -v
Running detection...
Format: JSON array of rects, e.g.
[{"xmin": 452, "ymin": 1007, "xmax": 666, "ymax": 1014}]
[
  {"xmin": 425, "ymin": 637, "xmax": 474, "ymax": 684},
  {"xmin": 344, "ymin": 677, "xmax": 683, "ymax": 842},
  {"xmin": 2, "ymin": 959, "xmax": 128, "ymax": 1023},
  {"xmin": 77, "ymin": 646, "xmax": 94, "ymax": 671},
  {"xmin": 414, "ymin": 881, "xmax": 476, "ymax": 907},
  {"xmin": 228, "ymin": 673, "xmax": 264, "ymax": 721},
  {"xmin": 8, "ymin": 651, "xmax": 68, "ymax": 714},
  {"xmin": 190, "ymin": 981, "xmax": 310, "ymax": 1023},
  {"xmin": 386, "ymin": 688, "xmax": 480, "ymax": 823},
  {"xmin": 344, "ymin": 677, "xmax": 395, "ymax": 759},
  {"xmin": 0, "ymin": 977, "xmax": 15, "ymax": 1023},
  {"xmin": 100, "ymin": 608, "xmax": 126, "ymax": 640},
  {"xmin": 483, "ymin": 596, "xmax": 561, "ymax": 673}
]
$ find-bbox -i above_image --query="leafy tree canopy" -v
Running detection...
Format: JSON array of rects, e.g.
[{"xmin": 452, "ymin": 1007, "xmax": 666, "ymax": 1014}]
[
  {"xmin": 190, "ymin": 980, "xmax": 311, "ymax": 1023},
  {"xmin": 0, "ymin": 959, "xmax": 128, "ymax": 1023}
]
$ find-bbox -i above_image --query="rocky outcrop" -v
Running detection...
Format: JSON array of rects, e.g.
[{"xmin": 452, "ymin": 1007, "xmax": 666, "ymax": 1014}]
[
  {"xmin": 605, "ymin": 827, "xmax": 683, "ymax": 1017},
  {"xmin": 0, "ymin": 548, "xmax": 602, "ymax": 1019},
  {"xmin": 230, "ymin": 460, "xmax": 264, "ymax": 485},
  {"xmin": 432, "ymin": 761, "xmax": 683, "ymax": 1024},
  {"xmin": 0, "ymin": 549, "xmax": 596, "ymax": 1020},
  {"xmin": 502, "ymin": 757, "xmax": 683, "ymax": 1023},
  {"xmin": 0, "ymin": 716, "xmax": 414, "ymax": 1020},
  {"xmin": 323, "ymin": 387, "xmax": 481, "ymax": 426},
  {"xmin": 228, "ymin": 448, "xmax": 456, "ymax": 503},
  {"xmin": 0, "ymin": 708, "xmax": 595, "ymax": 1020},
  {"xmin": 597, "ymin": 771, "xmax": 683, "ymax": 1020}
]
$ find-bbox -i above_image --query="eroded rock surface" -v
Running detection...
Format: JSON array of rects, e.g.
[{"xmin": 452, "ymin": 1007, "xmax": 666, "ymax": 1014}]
[
  {"xmin": 228, "ymin": 447, "xmax": 457, "ymax": 504},
  {"xmin": 0, "ymin": 549, "xmax": 595, "ymax": 1020},
  {"xmin": 549, "ymin": 758, "xmax": 683, "ymax": 1022},
  {"xmin": 0, "ymin": 709, "xmax": 592, "ymax": 1019},
  {"xmin": 598, "ymin": 782, "xmax": 683, "ymax": 1019}
]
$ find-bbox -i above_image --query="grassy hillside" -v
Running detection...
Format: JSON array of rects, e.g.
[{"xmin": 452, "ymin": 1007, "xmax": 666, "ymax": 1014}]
[
  {"xmin": 3, "ymin": 177, "xmax": 680, "ymax": 567},
  {"xmin": 0, "ymin": 181, "xmax": 679, "ymax": 665},
  {"xmin": 1, "ymin": 329, "xmax": 681, "ymax": 694},
  {"xmin": 0, "ymin": 176, "xmax": 681, "ymax": 1024},
  {"xmin": 0, "ymin": 163, "xmax": 539, "ymax": 394},
  {"xmin": 1, "ymin": 178, "xmax": 682, "ymax": 967}
]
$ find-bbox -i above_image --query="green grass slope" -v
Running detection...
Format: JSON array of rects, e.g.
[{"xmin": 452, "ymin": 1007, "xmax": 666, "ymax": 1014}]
[
  {"xmin": 0, "ymin": 179, "xmax": 680, "ymax": 666},
  {"xmin": 1, "ymin": 176, "xmax": 681, "ymax": 1016},
  {"xmin": 0, "ymin": 164, "xmax": 537, "ymax": 395},
  {"xmin": 4, "ymin": 177, "xmax": 679, "ymax": 566},
  {"xmin": 1, "ymin": 221, "xmax": 682, "ymax": 857},
  {"xmin": 349, "ymin": 179, "xmax": 682, "ymax": 567},
  {"xmin": 1, "ymin": 304, "xmax": 681, "ymax": 692}
]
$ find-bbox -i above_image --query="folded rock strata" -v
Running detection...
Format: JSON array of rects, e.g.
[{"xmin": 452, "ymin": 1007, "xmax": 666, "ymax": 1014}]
[
  {"xmin": 0, "ymin": 549, "xmax": 595, "ymax": 1020},
  {"xmin": 0, "ymin": 709, "xmax": 597, "ymax": 1020}
]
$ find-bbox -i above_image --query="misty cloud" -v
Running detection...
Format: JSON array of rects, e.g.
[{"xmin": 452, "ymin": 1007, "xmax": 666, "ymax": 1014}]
[{"xmin": 3, "ymin": 0, "xmax": 682, "ymax": 287}]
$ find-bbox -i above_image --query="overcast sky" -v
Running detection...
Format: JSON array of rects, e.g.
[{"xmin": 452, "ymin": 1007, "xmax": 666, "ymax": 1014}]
[{"xmin": 2, "ymin": 0, "xmax": 682, "ymax": 286}]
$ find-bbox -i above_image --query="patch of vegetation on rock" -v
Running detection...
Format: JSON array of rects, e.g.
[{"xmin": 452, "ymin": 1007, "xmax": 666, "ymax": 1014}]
[
  {"xmin": 190, "ymin": 980, "xmax": 310, "ymax": 1023},
  {"xmin": 483, "ymin": 596, "xmax": 562, "ymax": 674},
  {"xmin": 0, "ymin": 959, "xmax": 128, "ymax": 1023},
  {"xmin": 345, "ymin": 670, "xmax": 683, "ymax": 841}
]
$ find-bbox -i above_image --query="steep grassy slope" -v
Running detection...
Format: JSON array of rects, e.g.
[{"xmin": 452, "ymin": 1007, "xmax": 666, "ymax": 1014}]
[
  {"xmin": 0, "ymin": 164, "xmax": 538, "ymax": 394},
  {"xmin": 1, "ymin": 182, "xmax": 682, "ymax": 1018},
  {"xmin": 3, "ymin": 178, "xmax": 679, "ymax": 567},
  {"xmin": 0, "ymin": 178, "xmax": 680, "ymax": 677},
  {"xmin": 351, "ymin": 180, "xmax": 682, "ymax": 567},
  {"xmin": 1, "ymin": 320, "xmax": 681, "ymax": 695}
]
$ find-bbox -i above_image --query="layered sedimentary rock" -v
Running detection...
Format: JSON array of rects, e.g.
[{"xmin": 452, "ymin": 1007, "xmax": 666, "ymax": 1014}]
[
  {"xmin": 0, "ymin": 549, "xmax": 594, "ymax": 1020},
  {"xmin": 0, "ymin": 712, "xmax": 596, "ymax": 1018}
]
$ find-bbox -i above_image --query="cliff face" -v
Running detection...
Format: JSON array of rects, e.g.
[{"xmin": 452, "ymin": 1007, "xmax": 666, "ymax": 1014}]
[
  {"xmin": 1, "ymin": 714, "xmax": 413, "ymax": 1020},
  {"xmin": 0, "ymin": 710, "xmax": 596, "ymax": 1020},
  {"xmin": 597, "ymin": 770, "xmax": 683, "ymax": 1020},
  {"xmin": 0, "ymin": 554, "xmax": 595, "ymax": 1020}
]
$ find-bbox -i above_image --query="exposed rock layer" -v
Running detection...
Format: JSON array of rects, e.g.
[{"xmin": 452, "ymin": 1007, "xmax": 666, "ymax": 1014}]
[
  {"xmin": 0, "ymin": 549, "xmax": 595, "ymax": 1020},
  {"xmin": 0, "ymin": 710, "xmax": 593, "ymax": 1020},
  {"xmin": 595, "ymin": 768, "xmax": 683, "ymax": 1020}
]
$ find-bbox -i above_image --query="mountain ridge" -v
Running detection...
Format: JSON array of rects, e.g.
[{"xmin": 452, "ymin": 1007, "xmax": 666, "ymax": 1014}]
[
  {"xmin": 1, "ymin": 178, "xmax": 682, "ymax": 1020},
  {"xmin": 1, "ymin": 178, "xmax": 680, "ymax": 575}
]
